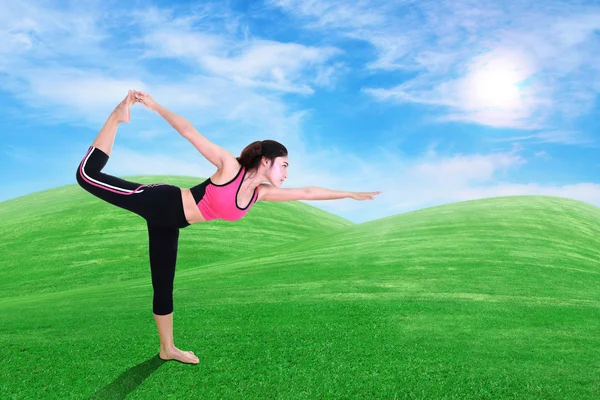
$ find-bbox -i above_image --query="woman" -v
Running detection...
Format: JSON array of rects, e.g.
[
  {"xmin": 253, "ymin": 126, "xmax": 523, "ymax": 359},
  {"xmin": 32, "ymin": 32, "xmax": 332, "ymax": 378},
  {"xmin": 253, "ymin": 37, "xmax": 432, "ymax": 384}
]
[{"xmin": 76, "ymin": 90, "xmax": 381, "ymax": 365}]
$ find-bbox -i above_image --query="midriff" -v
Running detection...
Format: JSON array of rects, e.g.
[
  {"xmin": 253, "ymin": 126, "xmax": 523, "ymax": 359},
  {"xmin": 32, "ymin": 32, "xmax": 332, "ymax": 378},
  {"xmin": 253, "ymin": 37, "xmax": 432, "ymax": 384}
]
[{"xmin": 180, "ymin": 188, "xmax": 207, "ymax": 224}]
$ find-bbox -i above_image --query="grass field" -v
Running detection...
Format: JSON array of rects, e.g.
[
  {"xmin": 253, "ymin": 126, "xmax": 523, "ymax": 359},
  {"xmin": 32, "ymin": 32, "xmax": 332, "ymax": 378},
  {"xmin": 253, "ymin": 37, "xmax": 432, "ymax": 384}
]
[{"xmin": 1, "ymin": 176, "xmax": 599, "ymax": 399}]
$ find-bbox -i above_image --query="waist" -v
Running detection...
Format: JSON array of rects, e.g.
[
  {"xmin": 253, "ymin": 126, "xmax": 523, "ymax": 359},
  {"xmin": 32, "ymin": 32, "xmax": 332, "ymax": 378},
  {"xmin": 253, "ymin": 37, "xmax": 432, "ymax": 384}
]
[
  {"xmin": 190, "ymin": 178, "xmax": 210, "ymax": 204},
  {"xmin": 181, "ymin": 188, "xmax": 208, "ymax": 224}
]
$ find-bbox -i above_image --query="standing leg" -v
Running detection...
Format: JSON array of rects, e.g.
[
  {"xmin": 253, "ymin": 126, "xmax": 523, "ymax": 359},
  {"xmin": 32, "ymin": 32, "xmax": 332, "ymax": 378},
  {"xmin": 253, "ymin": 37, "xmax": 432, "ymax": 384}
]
[
  {"xmin": 92, "ymin": 90, "xmax": 136, "ymax": 157},
  {"xmin": 147, "ymin": 223, "xmax": 199, "ymax": 365}
]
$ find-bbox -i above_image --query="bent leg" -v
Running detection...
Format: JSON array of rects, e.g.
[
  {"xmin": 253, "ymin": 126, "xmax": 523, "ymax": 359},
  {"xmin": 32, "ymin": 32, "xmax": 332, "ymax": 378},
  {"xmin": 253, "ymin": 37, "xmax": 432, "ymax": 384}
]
[
  {"xmin": 92, "ymin": 114, "xmax": 120, "ymax": 157},
  {"xmin": 76, "ymin": 146, "xmax": 189, "ymax": 228},
  {"xmin": 76, "ymin": 146, "xmax": 147, "ymax": 217},
  {"xmin": 92, "ymin": 90, "xmax": 135, "ymax": 156}
]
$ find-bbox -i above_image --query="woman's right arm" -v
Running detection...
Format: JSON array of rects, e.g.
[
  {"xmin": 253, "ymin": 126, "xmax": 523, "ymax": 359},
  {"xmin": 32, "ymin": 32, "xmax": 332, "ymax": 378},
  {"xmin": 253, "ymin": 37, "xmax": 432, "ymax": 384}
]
[
  {"xmin": 134, "ymin": 91, "xmax": 194, "ymax": 136},
  {"xmin": 134, "ymin": 91, "xmax": 233, "ymax": 169},
  {"xmin": 153, "ymin": 103, "xmax": 197, "ymax": 137}
]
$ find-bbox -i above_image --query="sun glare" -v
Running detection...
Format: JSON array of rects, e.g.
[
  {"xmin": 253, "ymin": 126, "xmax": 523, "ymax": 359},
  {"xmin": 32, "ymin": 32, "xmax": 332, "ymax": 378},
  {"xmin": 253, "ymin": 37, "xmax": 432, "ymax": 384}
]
[{"xmin": 466, "ymin": 57, "xmax": 524, "ymax": 110}]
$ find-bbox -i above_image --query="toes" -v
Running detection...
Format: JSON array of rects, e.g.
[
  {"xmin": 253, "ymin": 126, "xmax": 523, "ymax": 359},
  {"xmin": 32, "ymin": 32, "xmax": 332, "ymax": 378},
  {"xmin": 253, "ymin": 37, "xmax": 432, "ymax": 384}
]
[{"xmin": 186, "ymin": 351, "xmax": 198, "ymax": 362}]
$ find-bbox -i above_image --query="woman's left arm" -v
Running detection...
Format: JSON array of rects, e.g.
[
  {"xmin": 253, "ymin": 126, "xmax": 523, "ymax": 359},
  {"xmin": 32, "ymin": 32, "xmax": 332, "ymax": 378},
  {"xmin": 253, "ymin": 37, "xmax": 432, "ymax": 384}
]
[{"xmin": 307, "ymin": 186, "xmax": 381, "ymax": 201}]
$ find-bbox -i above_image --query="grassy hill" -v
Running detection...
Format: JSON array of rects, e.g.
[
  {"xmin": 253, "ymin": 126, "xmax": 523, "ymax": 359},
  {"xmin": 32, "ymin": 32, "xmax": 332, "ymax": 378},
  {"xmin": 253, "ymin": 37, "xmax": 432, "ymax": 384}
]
[
  {"xmin": 0, "ymin": 176, "xmax": 352, "ymax": 300},
  {"xmin": 1, "ymin": 184, "xmax": 599, "ymax": 399}
]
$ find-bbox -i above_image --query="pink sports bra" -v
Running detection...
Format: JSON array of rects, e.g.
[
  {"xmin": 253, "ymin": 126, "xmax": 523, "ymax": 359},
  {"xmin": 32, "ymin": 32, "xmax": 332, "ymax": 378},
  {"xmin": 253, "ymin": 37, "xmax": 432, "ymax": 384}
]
[{"xmin": 189, "ymin": 165, "xmax": 258, "ymax": 222}]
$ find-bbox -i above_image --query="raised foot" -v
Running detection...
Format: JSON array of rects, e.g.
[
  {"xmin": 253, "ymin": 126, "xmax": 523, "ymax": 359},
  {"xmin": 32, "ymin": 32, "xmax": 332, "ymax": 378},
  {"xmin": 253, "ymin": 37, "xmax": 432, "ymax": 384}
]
[
  {"xmin": 114, "ymin": 90, "xmax": 136, "ymax": 123},
  {"xmin": 159, "ymin": 346, "xmax": 199, "ymax": 365}
]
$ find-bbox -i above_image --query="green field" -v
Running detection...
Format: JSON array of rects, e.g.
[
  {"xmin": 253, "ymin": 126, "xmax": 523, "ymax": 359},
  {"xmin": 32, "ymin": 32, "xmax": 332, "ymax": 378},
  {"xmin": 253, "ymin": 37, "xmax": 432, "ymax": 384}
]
[{"xmin": 1, "ymin": 176, "xmax": 599, "ymax": 399}]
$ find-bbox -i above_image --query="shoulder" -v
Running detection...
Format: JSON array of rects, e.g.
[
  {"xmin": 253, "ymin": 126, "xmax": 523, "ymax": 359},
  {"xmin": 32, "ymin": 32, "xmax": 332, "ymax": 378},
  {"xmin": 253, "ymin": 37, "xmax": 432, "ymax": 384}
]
[
  {"xmin": 221, "ymin": 153, "xmax": 242, "ymax": 172},
  {"xmin": 256, "ymin": 183, "xmax": 270, "ymax": 202},
  {"xmin": 213, "ymin": 156, "xmax": 242, "ymax": 184}
]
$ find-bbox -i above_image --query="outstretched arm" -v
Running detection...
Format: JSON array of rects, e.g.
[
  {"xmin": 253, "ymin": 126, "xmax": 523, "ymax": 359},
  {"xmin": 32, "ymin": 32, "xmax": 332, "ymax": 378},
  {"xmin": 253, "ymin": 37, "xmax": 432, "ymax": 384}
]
[
  {"xmin": 154, "ymin": 104, "xmax": 196, "ymax": 137},
  {"xmin": 307, "ymin": 186, "xmax": 381, "ymax": 201},
  {"xmin": 260, "ymin": 184, "xmax": 381, "ymax": 202},
  {"xmin": 133, "ymin": 91, "xmax": 194, "ymax": 135},
  {"xmin": 306, "ymin": 186, "xmax": 352, "ymax": 200},
  {"xmin": 134, "ymin": 91, "xmax": 232, "ymax": 169}
]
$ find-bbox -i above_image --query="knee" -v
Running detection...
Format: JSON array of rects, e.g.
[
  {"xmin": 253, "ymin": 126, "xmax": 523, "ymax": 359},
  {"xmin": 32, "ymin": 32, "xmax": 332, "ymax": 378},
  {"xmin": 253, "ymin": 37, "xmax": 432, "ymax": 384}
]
[
  {"xmin": 76, "ymin": 164, "xmax": 86, "ymax": 187},
  {"xmin": 76, "ymin": 160, "xmax": 99, "ymax": 187},
  {"xmin": 153, "ymin": 298, "xmax": 174, "ymax": 315},
  {"xmin": 77, "ymin": 148, "xmax": 105, "ymax": 184},
  {"xmin": 152, "ymin": 279, "xmax": 174, "ymax": 315},
  {"xmin": 76, "ymin": 165, "xmax": 83, "ymax": 185}
]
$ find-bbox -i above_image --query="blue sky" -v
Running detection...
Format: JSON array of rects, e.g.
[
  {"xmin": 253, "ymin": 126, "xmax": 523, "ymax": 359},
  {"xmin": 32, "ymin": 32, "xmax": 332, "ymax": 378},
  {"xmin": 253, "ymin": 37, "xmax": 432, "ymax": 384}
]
[{"xmin": 1, "ymin": 0, "xmax": 599, "ymax": 224}]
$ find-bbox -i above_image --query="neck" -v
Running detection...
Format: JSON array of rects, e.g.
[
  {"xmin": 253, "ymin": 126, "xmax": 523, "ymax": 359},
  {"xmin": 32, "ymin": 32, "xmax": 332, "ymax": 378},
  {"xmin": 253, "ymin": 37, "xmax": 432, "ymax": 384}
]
[{"xmin": 242, "ymin": 168, "xmax": 264, "ymax": 191}]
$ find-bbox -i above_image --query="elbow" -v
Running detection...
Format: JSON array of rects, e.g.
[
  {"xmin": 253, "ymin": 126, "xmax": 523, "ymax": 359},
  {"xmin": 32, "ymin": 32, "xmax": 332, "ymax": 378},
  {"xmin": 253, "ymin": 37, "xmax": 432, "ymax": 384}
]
[
  {"xmin": 178, "ymin": 126, "xmax": 194, "ymax": 138},
  {"xmin": 304, "ymin": 186, "xmax": 314, "ymax": 200},
  {"xmin": 175, "ymin": 119, "xmax": 195, "ymax": 137},
  {"xmin": 305, "ymin": 186, "xmax": 330, "ymax": 201}
]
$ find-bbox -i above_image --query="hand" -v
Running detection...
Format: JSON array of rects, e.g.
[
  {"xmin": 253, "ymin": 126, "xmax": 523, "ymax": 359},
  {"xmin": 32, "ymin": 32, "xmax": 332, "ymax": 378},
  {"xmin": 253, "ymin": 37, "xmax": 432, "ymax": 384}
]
[
  {"xmin": 351, "ymin": 191, "xmax": 381, "ymax": 200},
  {"xmin": 133, "ymin": 90, "xmax": 158, "ymax": 111}
]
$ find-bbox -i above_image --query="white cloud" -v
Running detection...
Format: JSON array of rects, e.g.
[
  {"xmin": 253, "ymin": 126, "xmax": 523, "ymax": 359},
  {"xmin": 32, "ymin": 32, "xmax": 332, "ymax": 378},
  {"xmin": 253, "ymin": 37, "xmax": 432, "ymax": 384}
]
[
  {"xmin": 0, "ymin": 4, "xmax": 313, "ymax": 164},
  {"xmin": 13, "ymin": 68, "xmax": 145, "ymax": 121},
  {"xmin": 0, "ymin": 1, "xmax": 109, "ymax": 62},
  {"xmin": 407, "ymin": 153, "xmax": 525, "ymax": 187},
  {"xmin": 487, "ymin": 130, "xmax": 597, "ymax": 147},
  {"xmin": 0, "ymin": 0, "xmax": 342, "ymax": 129},
  {"xmin": 204, "ymin": 40, "xmax": 340, "ymax": 83},
  {"xmin": 1, "ymin": 0, "xmax": 598, "ymax": 226},
  {"xmin": 106, "ymin": 145, "xmax": 207, "ymax": 178},
  {"xmin": 133, "ymin": 8, "xmax": 342, "ymax": 95},
  {"xmin": 269, "ymin": 0, "xmax": 387, "ymax": 30},
  {"xmin": 273, "ymin": 0, "xmax": 600, "ymax": 132},
  {"xmin": 0, "ymin": 0, "xmax": 336, "ymax": 161},
  {"xmin": 298, "ymin": 147, "xmax": 600, "ymax": 224},
  {"xmin": 136, "ymin": 29, "xmax": 224, "ymax": 62},
  {"xmin": 313, "ymin": 63, "xmax": 346, "ymax": 88}
]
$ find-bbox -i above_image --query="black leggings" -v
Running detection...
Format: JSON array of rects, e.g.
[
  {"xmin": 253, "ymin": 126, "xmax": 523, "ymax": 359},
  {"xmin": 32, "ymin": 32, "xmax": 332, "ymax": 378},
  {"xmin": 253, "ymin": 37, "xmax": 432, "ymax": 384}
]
[{"xmin": 76, "ymin": 146, "xmax": 190, "ymax": 315}]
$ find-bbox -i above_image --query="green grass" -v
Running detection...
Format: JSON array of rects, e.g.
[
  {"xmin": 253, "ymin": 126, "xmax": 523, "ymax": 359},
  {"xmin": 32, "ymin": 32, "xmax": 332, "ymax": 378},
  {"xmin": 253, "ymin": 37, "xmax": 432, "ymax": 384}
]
[
  {"xmin": 1, "ymin": 178, "xmax": 599, "ymax": 399},
  {"xmin": 0, "ymin": 176, "xmax": 352, "ymax": 300}
]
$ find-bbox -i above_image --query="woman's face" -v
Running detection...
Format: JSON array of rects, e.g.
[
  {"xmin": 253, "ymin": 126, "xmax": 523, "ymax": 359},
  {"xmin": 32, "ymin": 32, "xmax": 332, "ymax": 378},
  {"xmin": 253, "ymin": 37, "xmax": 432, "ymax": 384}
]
[{"xmin": 267, "ymin": 156, "xmax": 289, "ymax": 187}]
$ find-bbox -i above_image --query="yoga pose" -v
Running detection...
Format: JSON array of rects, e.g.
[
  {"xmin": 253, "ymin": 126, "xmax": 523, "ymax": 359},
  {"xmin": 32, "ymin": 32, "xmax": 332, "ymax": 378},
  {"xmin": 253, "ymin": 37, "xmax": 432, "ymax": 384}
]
[{"xmin": 76, "ymin": 90, "xmax": 381, "ymax": 365}]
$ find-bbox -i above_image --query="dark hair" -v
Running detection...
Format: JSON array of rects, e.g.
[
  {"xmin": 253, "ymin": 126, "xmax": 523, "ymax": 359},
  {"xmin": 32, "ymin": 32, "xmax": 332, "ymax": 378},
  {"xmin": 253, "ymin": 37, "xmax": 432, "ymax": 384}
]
[{"xmin": 236, "ymin": 140, "xmax": 288, "ymax": 171}]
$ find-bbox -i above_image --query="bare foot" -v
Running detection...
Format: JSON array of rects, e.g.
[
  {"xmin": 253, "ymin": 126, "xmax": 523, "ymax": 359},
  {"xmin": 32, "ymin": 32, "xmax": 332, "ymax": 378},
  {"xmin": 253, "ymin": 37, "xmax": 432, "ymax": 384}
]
[
  {"xmin": 159, "ymin": 346, "xmax": 199, "ymax": 365},
  {"xmin": 113, "ymin": 90, "xmax": 136, "ymax": 123}
]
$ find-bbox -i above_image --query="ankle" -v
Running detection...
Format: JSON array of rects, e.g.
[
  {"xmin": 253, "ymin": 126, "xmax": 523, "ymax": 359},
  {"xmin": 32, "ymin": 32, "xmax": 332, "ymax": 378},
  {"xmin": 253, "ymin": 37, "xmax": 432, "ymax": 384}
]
[
  {"xmin": 160, "ymin": 344, "xmax": 175, "ymax": 352},
  {"xmin": 107, "ymin": 112, "xmax": 122, "ymax": 124},
  {"xmin": 112, "ymin": 107, "xmax": 124, "ymax": 117}
]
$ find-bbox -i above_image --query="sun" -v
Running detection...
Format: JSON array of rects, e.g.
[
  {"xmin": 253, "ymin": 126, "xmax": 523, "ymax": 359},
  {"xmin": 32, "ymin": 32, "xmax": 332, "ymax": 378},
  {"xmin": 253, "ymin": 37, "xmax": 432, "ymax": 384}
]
[{"xmin": 465, "ymin": 57, "xmax": 525, "ymax": 110}]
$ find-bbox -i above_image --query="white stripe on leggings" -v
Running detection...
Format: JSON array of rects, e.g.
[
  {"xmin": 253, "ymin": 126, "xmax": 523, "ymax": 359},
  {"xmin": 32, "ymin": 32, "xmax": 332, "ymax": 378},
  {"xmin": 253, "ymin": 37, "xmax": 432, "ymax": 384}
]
[{"xmin": 81, "ymin": 147, "xmax": 145, "ymax": 194}]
